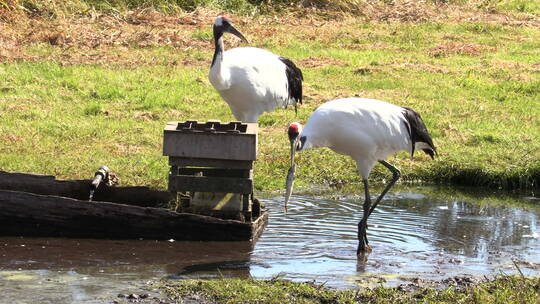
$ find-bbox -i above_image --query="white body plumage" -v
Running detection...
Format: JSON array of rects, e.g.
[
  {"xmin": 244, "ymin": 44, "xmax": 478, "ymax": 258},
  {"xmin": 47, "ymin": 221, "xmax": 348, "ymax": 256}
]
[
  {"xmin": 209, "ymin": 47, "xmax": 294, "ymax": 123},
  {"xmin": 285, "ymin": 97, "xmax": 437, "ymax": 253},
  {"xmin": 209, "ymin": 16, "xmax": 302, "ymax": 123},
  {"xmin": 298, "ymin": 98, "xmax": 429, "ymax": 178}
]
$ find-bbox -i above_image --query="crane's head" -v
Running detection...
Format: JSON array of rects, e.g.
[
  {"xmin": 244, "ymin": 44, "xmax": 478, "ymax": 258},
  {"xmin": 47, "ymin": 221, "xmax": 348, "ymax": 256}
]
[
  {"xmin": 287, "ymin": 122, "xmax": 302, "ymax": 144},
  {"xmin": 213, "ymin": 16, "xmax": 249, "ymax": 44},
  {"xmin": 287, "ymin": 122, "xmax": 304, "ymax": 165},
  {"xmin": 284, "ymin": 122, "xmax": 303, "ymax": 212}
]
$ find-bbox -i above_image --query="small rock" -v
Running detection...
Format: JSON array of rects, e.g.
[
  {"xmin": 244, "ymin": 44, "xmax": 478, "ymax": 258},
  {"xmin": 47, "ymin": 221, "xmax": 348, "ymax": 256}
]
[
  {"xmin": 118, "ymin": 294, "xmax": 128, "ymax": 298},
  {"xmin": 127, "ymin": 294, "xmax": 139, "ymax": 299},
  {"xmin": 140, "ymin": 293, "xmax": 149, "ymax": 299}
]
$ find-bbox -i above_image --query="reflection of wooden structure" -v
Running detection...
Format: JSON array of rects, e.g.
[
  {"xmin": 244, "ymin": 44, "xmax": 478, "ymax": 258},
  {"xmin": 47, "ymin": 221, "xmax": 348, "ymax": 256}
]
[
  {"xmin": 163, "ymin": 120, "xmax": 260, "ymax": 221},
  {"xmin": 0, "ymin": 171, "xmax": 267, "ymax": 241}
]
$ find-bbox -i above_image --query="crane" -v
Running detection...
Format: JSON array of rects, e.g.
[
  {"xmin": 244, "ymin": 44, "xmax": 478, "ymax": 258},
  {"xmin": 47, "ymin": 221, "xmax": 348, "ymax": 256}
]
[
  {"xmin": 284, "ymin": 97, "xmax": 437, "ymax": 254},
  {"xmin": 209, "ymin": 16, "xmax": 303, "ymax": 123}
]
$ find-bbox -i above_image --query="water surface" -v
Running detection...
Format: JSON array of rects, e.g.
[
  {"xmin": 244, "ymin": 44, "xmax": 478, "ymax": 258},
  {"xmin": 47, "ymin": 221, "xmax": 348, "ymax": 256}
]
[
  {"xmin": 251, "ymin": 191, "xmax": 540, "ymax": 287},
  {"xmin": 1, "ymin": 187, "xmax": 539, "ymax": 303}
]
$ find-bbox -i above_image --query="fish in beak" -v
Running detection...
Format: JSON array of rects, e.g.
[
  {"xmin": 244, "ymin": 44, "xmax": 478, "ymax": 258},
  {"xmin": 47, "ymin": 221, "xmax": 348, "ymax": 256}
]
[{"xmin": 285, "ymin": 122, "xmax": 302, "ymax": 212}]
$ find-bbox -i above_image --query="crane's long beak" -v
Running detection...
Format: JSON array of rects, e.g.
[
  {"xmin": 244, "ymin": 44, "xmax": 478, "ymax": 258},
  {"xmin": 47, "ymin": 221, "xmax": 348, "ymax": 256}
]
[
  {"xmin": 227, "ymin": 24, "xmax": 249, "ymax": 44},
  {"xmin": 284, "ymin": 138, "xmax": 297, "ymax": 213}
]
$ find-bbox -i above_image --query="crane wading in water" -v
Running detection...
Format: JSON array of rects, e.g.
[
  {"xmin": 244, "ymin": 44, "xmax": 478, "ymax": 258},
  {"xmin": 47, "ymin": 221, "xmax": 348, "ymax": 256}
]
[
  {"xmin": 284, "ymin": 98, "xmax": 437, "ymax": 254},
  {"xmin": 209, "ymin": 16, "xmax": 303, "ymax": 123}
]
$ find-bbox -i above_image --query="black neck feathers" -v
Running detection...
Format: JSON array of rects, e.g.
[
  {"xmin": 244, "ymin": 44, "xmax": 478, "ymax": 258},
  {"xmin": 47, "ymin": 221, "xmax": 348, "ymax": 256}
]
[{"xmin": 211, "ymin": 27, "xmax": 224, "ymax": 67}]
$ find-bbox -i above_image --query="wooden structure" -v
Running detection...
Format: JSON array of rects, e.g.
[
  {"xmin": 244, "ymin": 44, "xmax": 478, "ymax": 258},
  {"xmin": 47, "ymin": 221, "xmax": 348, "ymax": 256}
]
[
  {"xmin": 0, "ymin": 171, "xmax": 267, "ymax": 241},
  {"xmin": 163, "ymin": 120, "xmax": 259, "ymax": 221}
]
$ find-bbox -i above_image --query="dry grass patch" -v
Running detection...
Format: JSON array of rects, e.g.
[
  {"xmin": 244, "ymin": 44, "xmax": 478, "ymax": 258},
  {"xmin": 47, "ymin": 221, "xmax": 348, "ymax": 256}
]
[
  {"xmin": 111, "ymin": 143, "xmax": 143, "ymax": 155},
  {"xmin": 362, "ymin": 0, "xmax": 442, "ymax": 22},
  {"xmin": 455, "ymin": 9, "xmax": 540, "ymax": 27},
  {"xmin": 344, "ymin": 41, "xmax": 393, "ymax": 50},
  {"xmin": 0, "ymin": 8, "xmax": 216, "ymax": 64},
  {"xmin": 0, "ymin": 3, "xmax": 538, "ymax": 66},
  {"xmin": 388, "ymin": 62, "xmax": 451, "ymax": 74},
  {"xmin": 428, "ymin": 42, "xmax": 490, "ymax": 57},
  {"xmin": 259, "ymin": 125, "xmax": 285, "ymax": 135},
  {"xmin": 0, "ymin": 134, "xmax": 21, "ymax": 143},
  {"xmin": 302, "ymin": 85, "xmax": 350, "ymax": 104},
  {"xmin": 133, "ymin": 111, "xmax": 160, "ymax": 121},
  {"xmin": 492, "ymin": 59, "xmax": 540, "ymax": 72},
  {"xmin": 353, "ymin": 67, "xmax": 380, "ymax": 75},
  {"xmin": 298, "ymin": 56, "xmax": 348, "ymax": 68}
]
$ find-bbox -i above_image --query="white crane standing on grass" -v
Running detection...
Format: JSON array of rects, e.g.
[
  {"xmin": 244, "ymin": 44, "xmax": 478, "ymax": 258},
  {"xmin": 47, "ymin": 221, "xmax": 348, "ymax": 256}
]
[
  {"xmin": 208, "ymin": 16, "xmax": 303, "ymax": 123},
  {"xmin": 284, "ymin": 98, "xmax": 437, "ymax": 254}
]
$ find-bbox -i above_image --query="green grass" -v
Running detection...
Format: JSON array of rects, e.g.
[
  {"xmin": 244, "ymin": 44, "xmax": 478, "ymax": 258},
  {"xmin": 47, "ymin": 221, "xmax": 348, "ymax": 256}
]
[
  {"xmin": 0, "ymin": 5, "xmax": 539, "ymax": 192},
  {"xmin": 158, "ymin": 276, "xmax": 540, "ymax": 304},
  {"xmin": 493, "ymin": 0, "xmax": 540, "ymax": 14}
]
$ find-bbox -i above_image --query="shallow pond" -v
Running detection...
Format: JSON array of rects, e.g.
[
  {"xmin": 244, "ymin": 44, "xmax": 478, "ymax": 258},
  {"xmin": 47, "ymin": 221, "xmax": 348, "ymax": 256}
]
[{"xmin": 1, "ymin": 187, "xmax": 539, "ymax": 303}]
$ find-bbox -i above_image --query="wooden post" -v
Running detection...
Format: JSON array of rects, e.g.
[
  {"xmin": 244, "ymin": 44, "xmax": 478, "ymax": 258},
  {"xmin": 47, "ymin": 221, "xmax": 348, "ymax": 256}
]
[{"xmin": 163, "ymin": 121, "xmax": 258, "ymax": 222}]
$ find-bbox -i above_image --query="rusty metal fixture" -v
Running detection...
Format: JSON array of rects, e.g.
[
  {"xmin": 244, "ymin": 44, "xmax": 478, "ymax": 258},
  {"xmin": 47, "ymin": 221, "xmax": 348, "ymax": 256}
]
[{"xmin": 89, "ymin": 165, "xmax": 111, "ymax": 201}]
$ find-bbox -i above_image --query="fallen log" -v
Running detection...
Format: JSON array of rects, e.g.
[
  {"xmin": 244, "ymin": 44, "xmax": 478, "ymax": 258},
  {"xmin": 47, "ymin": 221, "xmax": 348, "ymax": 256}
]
[
  {"xmin": 0, "ymin": 171, "xmax": 267, "ymax": 241},
  {"xmin": 0, "ymin": 171, "xmax": 172, "ymax": 207}
]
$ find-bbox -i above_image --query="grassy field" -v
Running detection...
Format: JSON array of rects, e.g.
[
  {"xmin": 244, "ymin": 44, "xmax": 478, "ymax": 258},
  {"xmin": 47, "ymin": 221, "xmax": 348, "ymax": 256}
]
[
  {"xmin": 158, "ymin": 275, "xmax": 540, "ymax": 304},
  {"xmin": 0, "ymin": 1, "xmax": 539, "ymax": 193}
]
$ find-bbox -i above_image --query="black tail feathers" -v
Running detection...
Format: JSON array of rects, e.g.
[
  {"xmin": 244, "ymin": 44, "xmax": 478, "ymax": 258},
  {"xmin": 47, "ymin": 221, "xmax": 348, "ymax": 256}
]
[
  {"xmin": 402, "ymin": 107, "xmax": 437, "ymax": 159},
  {"xmin": 279, "ymin": 57, "xmax": 303, "ymax": 114}
]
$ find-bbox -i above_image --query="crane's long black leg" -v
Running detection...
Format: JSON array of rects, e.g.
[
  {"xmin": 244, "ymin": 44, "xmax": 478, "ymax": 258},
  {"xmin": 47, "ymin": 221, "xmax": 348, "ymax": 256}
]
[
  {"xmin": 358, "ymin": 160, "xmax": 401, "ymax": 245},
  {"xmin": 357, "ymin": 178, "xmax": 372, "ymax": 254},
  {"xmin": 367, "ymin": 160, "xmax": 400, "ymax": 217}
]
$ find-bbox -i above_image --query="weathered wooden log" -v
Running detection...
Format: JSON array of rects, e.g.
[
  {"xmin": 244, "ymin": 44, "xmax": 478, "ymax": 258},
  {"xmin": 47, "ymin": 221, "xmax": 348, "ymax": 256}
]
[
  {"xmin": 0, "ymin": 171, "xmax": 173, "ymax": 207},
  {"xmin": 0, "ymin": 190, "xmax": 267, "ymax": 241},
  {"xmin": 0, "ymin": 171, "xmax": 267, "ymax": 241}
]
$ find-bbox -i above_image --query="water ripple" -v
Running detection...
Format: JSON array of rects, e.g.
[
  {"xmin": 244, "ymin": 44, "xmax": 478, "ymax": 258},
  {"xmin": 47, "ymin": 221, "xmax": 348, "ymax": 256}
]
[{"xmin": 250, "ymin": 193, "xmax": 540, "ymax": 287}]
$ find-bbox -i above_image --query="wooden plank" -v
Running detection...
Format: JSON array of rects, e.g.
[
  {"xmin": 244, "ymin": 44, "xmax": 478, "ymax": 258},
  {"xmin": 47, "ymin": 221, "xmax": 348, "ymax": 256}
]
[
  {"xmin": 0, "ymin": 190, "xmax": 256, "ymax": 241},
  {"xmin": 251, "ymin": 211, "xmax": 268, "ymax": 242},
  {"xmin": 177, "ymin": 168, "xmax": 250, "ymax": 178},
  {"xmin": 163, "ymin": 122, "xmax": 258, "ymax": 160},
  {"xmin": 242, "ymin": 194, "xmax": 251, "ymax": 212},
  {"xmin": 169, "ymin": 175, "xmax": 252, "ymax": 194},
  {"xmin": 169, "ymin": 157, "xmax": 253, "ymax": 170},
  {"xmin": 191, "ymin": 192, "xmax": 243, "ymax": 212},
  {"xmin": 178, "ymin": 208, "xmax": 246, "ymax": 221}
]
